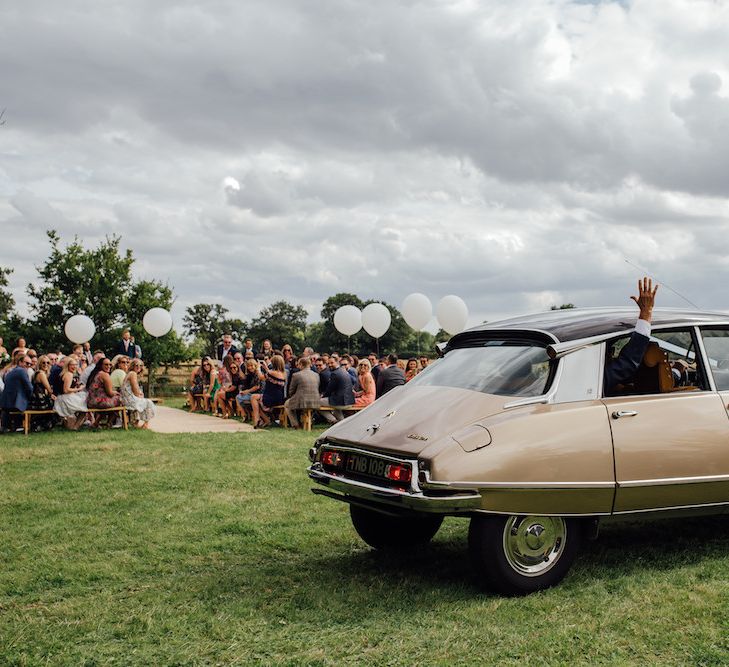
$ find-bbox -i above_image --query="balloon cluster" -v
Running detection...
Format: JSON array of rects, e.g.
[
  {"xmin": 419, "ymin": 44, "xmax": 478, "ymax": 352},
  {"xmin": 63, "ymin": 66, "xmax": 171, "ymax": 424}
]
[
  {"xmin": 63, "ymin": 308, "xmax": 173, "ymax": 344},
  {"xmin": 332, "ymin": 294, "xmax": 469, "ymax": 338}
]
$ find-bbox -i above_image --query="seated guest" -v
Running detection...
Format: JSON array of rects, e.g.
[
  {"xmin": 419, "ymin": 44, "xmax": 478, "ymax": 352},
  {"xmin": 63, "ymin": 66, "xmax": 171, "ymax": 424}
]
[
  {"xmin": 109, "ymin": 355, "xmax": 129, "ymax": 391},
  {"xmin": 315, "ymin": 357, "xmax": 331, "ymax": 395},
  {"xmin": 340, "ymin": 355, "xmax": 359, "ymax": 389},
  {"xmin": 86, "ymin": 358, "xmax": 121, "ymax": 425},
  {"xmin": 213, "ymin": 355, "xmax": 242, "ymax": 418},
  {"xmin": 320, "ymin": 357, "xmax": 354, "ymax": 424},
  {"xmin": 236, "ymin": 358, "xmax": 263, "ymax": 419},
  {"xmin": 0, "ymin": 353, "xmax": 33, "ymax": 433},
  {"xmin": 251, "ymin": 354, "xmax": 286, "ymax": 427},
  {"xmin": 216, "ymin": 333, "xmax": 238, "ymax": 361},
  {"xmin": 80, "ymin": 350, "xmax": 105, "ymax": 385},
  {"xmin": 115, "ymin": 328, "xmax": 137, "ymax": 358},
  {"xmin": 368, "ymin": 353, "xmax": 381, "ymax": 382},
  {"xmin": 376, "ymin": 354, "xmax": 406, "ymax": 398},
  {"xmin": 121, "ymin": 359, "xmax": 156, "ymax": 429},
  {"xmin": 284, "ymin": 357, "xmax": 321, "ymax": 429},
  {"xmin": 188, "ymin": 357, "xmax": 213, "ymax": 411},
  {"xmin": 28, "ymin": 355, "xmax": 57, "ymax": 431},
  {"xmin": 354, "ymin": 359, "xmax": 376, "ymax": 407},
  {"xmin": 405, "ymin": 358, "xmax": 420, "ymax": 382},
  {"xmin": 53, "ymin": 356, "xmax": 88, "ymax": 430}
]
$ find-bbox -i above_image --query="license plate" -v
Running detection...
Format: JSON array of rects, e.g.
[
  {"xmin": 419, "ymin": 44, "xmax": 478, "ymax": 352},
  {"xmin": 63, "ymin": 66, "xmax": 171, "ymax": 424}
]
[{"xmin": 345, "ymin": 452, "xmax": 392, "ymax": 481}]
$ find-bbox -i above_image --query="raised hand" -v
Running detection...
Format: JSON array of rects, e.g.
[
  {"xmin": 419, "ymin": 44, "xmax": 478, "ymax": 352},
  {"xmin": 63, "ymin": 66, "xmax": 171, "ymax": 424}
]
[{"xmin": 630, "ymin": 276, "xmax": 658, "ymax": 322}]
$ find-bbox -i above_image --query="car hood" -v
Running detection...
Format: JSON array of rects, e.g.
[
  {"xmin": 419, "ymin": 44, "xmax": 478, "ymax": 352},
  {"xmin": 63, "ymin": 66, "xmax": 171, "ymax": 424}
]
[{"xmin": 321, "ymin": 385, "xmax": 509, "ymax": 457}]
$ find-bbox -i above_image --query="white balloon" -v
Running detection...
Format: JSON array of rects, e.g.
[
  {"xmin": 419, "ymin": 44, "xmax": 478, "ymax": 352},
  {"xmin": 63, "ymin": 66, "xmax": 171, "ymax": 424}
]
[
  {"xmin": 333, "ymin": 305, "xmax": 362, "ymax": 336},
  {"xmin": 361, "ymin": 303, "xmax": 391, "ymax": 338},
  {"xmin": 401, "ymin": 293, "xmax": 432, "ymax": 331},
  {"xmin": 64, "ymin": 315, "xmax": 95, "ymax": 344},
  {"xmin": 436, "ymin": 295, "xmax": 469, "ymax": 335},
  {"xmin": 143, "ymin": 308, "xmax": 173, "ymax": 338}
]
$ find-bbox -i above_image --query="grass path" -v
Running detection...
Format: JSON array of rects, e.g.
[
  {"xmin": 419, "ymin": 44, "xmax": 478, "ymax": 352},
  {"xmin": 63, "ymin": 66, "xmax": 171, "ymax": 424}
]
[{"xmin": 1, "ymin": 427, "xmax": 728, "ymax": 665}]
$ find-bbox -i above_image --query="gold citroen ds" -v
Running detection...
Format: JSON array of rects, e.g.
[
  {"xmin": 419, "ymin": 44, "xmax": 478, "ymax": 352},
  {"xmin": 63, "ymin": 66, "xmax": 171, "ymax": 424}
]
[{"xmin": 307, "ymin": 308, "xmax": 729, "ymax": 594}]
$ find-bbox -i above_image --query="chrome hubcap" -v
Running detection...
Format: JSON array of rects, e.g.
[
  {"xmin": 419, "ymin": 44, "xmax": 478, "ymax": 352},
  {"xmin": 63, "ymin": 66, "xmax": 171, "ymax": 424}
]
[{"xmin": 503, "ymin": 516, "xmax": 566, "ymax": 576}]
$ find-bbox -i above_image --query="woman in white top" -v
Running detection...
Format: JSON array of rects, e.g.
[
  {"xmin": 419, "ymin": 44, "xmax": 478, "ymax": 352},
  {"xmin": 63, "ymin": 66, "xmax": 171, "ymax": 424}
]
[{"xmin": 121, "ymin": 359, "xmax": 155, "ymax": 428}]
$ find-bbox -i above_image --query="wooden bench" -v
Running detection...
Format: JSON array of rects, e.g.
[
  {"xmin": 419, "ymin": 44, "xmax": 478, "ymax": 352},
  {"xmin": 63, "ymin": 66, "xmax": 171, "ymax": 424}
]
[
  {"xmin": 287, "ymin": 405, "xmax": 365, "ymax": 431},
  {"xmin": 12, "ymin": 406, "xmax": 128, "ymax": 435}
]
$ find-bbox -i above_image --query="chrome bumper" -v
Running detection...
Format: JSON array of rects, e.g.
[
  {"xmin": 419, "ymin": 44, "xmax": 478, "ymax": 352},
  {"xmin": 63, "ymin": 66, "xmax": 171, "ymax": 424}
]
[{"xmin": 307, "ymin": 463, "xmax": 482, "ymax": 514}]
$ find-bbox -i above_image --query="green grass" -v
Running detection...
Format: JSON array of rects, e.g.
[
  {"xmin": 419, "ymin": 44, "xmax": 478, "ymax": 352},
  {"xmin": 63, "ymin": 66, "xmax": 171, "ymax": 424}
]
[{"xmin": 1, "ymin": 425, "xmax": 729, "ymax": 666}]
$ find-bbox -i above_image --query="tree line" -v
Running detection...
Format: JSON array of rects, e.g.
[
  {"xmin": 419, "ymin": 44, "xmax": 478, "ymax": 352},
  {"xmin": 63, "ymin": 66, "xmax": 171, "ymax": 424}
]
[{"xmin": 0, "ymin": 231, "xmax": 446, "ymax": 367}]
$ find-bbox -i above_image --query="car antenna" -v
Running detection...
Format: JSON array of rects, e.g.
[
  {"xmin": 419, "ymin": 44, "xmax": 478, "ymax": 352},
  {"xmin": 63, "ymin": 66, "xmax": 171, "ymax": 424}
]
[{"xmin": 623, "ymin": 257, "xmax": 700, "ymax": 309}]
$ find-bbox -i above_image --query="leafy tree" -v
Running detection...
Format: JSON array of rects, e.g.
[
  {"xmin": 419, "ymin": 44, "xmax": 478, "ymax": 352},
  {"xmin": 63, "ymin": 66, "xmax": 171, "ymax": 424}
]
[
  {"xmin": 0, "ymin": 266, "xmax": 15, "ymax": 322},
  {"xmin": 26, "ymin": 231, "xmax": 134, "ymax": 350},
  {"xmin": 551, "ymin": 303, "xmax": 575, "ymax": 310},
  {"xmin": 247, "ymin": 300, "xmax": 308, "ymax": 351},
  {"xmin": 183, "ymin": 303, "xmax": 240, "ymax": 357}
]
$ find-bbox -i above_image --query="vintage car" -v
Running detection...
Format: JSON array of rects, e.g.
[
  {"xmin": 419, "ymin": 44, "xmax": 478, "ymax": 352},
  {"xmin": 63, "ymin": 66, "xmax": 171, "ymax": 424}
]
[{"xmin": 307, "ymin": 307, "xmax": 729, "ymax": 594}]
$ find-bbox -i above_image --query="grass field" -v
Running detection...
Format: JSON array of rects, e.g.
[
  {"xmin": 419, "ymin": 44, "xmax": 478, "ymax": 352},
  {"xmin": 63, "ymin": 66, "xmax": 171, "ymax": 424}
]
[{"xmin": 2, "ymin": 419, "xmax": 729, "ymax": 666}]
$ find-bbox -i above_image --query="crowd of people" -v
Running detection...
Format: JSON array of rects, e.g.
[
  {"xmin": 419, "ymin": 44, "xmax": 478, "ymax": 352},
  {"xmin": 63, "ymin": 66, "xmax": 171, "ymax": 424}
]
[
  {"xmin": 0, "ymin": 329, "xmax": 154, "ymax": 434},
  {"xmin": 187, "ymin": 334, "xmax": 431, "ymax": 428}
]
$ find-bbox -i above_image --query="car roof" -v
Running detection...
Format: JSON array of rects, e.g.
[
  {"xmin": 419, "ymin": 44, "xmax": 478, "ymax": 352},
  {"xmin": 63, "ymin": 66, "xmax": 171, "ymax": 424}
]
[{"xmin": 457, "ymin": 307, "xmax": 729, "ymax": 344}]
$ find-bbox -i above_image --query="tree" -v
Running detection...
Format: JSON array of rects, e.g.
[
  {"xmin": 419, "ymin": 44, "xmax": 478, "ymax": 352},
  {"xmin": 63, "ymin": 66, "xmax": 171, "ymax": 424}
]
[
  {"xmin": 551, "ymin": 304, "xmax": 575, "ymax": 310},
  {"xmin": 26, "ymin": 230, "xmax": 134, "ymax": 350},
  {"xmin": 247, "ymin": 300, "xmax": 308, "ymax": 350},
  {"xmin": 0, "ymin": 266, "xmax": 15, "ymax": 322},
  {"xmin": 183, "ymin": 303, "xmax": 240, "ymax": 357}
]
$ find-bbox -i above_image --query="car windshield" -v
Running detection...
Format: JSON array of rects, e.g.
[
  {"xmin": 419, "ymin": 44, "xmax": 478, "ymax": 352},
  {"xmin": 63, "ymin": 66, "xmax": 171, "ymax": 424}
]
[{"xmin": 408, "ymin": 341, "xmax": 553, "ymax": 397}]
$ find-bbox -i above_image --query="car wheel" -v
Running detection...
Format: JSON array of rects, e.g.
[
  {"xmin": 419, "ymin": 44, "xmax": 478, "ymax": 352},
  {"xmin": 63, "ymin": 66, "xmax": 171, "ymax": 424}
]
[
  {"xmin": 468, "ymin": 514, "xmax": 581, "ymax": 595},
  {"xmin": 349, "ymin": 505, "xmax": 444, "ymax": 550}
]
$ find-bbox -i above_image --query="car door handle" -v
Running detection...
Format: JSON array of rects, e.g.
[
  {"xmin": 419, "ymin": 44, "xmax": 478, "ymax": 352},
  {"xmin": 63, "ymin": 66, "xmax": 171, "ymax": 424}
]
[{"xmin": 612, "ymin": 410, "xmax": 638, "ymax": 419}]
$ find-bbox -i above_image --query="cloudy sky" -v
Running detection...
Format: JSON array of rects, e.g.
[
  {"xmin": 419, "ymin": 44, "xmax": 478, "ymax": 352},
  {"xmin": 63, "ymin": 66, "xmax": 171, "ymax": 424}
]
[{"xmin": 2, "ymin": 0, "xmax": 729, "ymax": 333}]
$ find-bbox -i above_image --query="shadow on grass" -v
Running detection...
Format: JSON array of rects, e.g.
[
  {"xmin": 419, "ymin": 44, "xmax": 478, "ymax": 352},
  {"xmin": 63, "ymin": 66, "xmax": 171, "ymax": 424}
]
[{"xmin": 188, "ymin": 514, "xmax": 729, "ymax": 615}]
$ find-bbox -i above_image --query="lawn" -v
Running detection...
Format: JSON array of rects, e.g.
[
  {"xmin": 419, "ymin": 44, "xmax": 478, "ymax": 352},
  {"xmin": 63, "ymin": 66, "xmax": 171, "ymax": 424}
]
[{"xmin": 1, "ymin": 422, "xmax": 728, "ymax": 666}]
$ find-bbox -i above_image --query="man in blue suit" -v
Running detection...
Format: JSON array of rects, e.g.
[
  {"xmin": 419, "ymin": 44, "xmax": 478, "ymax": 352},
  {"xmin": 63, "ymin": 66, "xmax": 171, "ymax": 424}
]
[
  {"xmin": 320, "ymin": 357, "xmax": 354, "ymax": 424},
  {"xmin": 604, "ymin": 277, "xmax": 658, "ymax": 395},
  {"xmin": 1, "ymin": 354, "xmax": 34, "ymax": 432}
]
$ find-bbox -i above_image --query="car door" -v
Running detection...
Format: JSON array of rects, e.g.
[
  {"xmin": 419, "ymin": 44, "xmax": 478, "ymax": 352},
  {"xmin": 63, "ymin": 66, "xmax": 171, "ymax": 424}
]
[
  {"xmin": 603, "ymin": 327, "xmax": 729, "ymax": 513},
  {"xmin": 699, "ymin": 327, "xmax": 729, "ymax": 420}
]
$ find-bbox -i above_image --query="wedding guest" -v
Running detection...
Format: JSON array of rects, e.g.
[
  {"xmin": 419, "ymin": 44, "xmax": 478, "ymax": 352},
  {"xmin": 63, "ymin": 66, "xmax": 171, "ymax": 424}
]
[
  {"xmin": 11, "ymin": 337, "xmax": 28, "ymax": 359},
  {"xmin": 354, "ymin": 359, "xmax": 376, "ymax": 407},
  {"xmin": 376, "ymin": 354, "xmax": 406, "ymax": 398},
  {"xmin": 109, "ymin": 355, "xmax": 129, "ymax": 391},
  {"xmin": 115, "ymin": 329, "xmax": 137, "ymax": 358},
  {"xmin": 261, "ymin": 339, "xmax": 273, "ymax": 358},
  {"xmin": 216, "ymin": 333, "xmax": 237, "ymax": 361},
  {"xmin": 82, "ymin": 342, "xmax": 93, "ymax": 366},
  {"xmin": 251, "ymin": 354, "xmax": 286, "ymax": 427},
  {"xmin": 242, "ymin": 338, "xmax": 256, "ymax": 357},
  {"xmin": 80, "ymin": 350, "xmax": 105, "ymax": 385},
  {"xmin": 86, "ymin": 358, "xmax": 122, "ymax": 426},
  {"xmin": 419, "ymin": 356, "xmax": 430, "ymax": 369},
  {"xmin": 340, "ymin": 355, "xmax": 358, "ymax": 389},
  {"xmin": 405, "ymin": 358, "xmax": 420, "ymax": 382},
  {"xmin": 28, "ymin": 355, "xmax": 56, "ymax": 431},
  {"xmin": 314, "ymin": 357, "xmax": 331, "ymax": 394},
  {"xmin": 188, "ymin": 357, "xmax": 214, "ymax": 412},
  {"xmin": 121, "ymin": 359, "xmax": 155, "ymax": 429},
  {"xmin": 320, "ymin": 357, "xmax": 354, "ymax": 424},
  {"xmin": 284, "ymin": 357, "xmax": 320, "ymax": 428},
  {"xmin": 213, "ymin": 355, "xmax": 242, "ymax": 418},
  {"xmin": 0, "ymin": 353, "xmax": 33, "ymax": 433},
  {"xmin": 236, "ymin": 358, "xmax": 262, "ymax": 419},
  {"xmin": 53, "ymin": 356, "xmax": 88, "ymax": 430},
  {"xmin": 0, "ymin": 337, "xmax": 8, "ymax": 364}
]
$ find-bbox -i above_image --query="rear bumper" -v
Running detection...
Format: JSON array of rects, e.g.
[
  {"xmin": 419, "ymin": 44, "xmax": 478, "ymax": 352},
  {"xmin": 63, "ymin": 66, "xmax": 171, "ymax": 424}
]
[{"xmin": 307, "ymin": 463, "xmax": 482, "ymax": 514}]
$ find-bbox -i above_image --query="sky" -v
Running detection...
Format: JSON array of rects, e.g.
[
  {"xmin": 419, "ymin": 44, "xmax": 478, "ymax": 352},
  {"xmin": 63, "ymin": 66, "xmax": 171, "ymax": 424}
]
[{"xmin": 2, "ymin": 0, "xmax": 729, "ymax": 334}]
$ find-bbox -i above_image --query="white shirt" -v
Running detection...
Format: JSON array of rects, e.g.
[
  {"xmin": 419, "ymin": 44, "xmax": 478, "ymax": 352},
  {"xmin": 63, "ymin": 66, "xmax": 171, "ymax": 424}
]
[{"xmin": 635, "ymin": 319, "xmax": 651, "ymax": 337}]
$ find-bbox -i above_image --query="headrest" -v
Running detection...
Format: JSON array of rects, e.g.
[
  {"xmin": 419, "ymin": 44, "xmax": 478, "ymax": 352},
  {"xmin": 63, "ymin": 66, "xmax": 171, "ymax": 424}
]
[{"xmin": 642, "ymin": 342, "xmax": 665, "ymax": 368}]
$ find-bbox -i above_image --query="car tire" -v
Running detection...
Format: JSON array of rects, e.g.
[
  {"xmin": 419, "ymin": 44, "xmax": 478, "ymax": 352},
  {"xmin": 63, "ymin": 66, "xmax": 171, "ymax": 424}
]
[
  {"xmin": 468, "ymin": 514, "xmax": 581, "ymax": 595},
  {"xmin": 349, "ymin": 505, "xmax": 444, "ymax": 550}
]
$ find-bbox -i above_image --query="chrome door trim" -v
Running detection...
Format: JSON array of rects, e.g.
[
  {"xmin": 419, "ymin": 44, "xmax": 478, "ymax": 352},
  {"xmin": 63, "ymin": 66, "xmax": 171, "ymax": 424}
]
[
  {"xmin": 619, "ymin": 473, "xmax": 729, "ymax": 488},
  {"xmin": 694, "ymin": 325, "xmax": 717, "ymax": 392}
]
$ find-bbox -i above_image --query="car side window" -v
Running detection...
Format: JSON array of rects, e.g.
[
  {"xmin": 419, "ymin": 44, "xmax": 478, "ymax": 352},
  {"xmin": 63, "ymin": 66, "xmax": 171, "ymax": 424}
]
[
  {"xmin": 699, "ymin": 328, "xmax": 729, "ymax": 391},
  {"xmin": 605, "ymin": 328, "xmax": 708, "ymax": 396}
]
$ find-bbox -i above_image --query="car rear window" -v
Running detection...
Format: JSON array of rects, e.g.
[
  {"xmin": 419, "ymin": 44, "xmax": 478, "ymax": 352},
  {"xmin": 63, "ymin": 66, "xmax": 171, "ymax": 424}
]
[{"xmin": 408, "ymin": 341, "xmax": 553, "ymax": 397}]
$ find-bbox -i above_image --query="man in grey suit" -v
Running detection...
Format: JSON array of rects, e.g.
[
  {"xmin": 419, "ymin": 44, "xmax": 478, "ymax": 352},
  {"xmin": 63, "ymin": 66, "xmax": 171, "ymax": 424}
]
[
  {"xmin": 376, "ymin": 353, "xmax": 406, "ymax": 398},
  {"xmin": 1, "ymin": 354, "xmax": 34, "ymax": 432},
  {"xmin": 284, "ymin": 357, "xmax": 321, "ymax": 429}
]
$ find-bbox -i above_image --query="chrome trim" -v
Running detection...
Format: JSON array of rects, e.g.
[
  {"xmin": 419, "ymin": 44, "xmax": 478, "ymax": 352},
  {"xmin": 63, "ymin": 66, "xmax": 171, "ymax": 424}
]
[
  {"xmin": 421, "ymin": 471, "xmax": 614, "ymax": 490},
  {"xmin": 612, "ymin": 410, "xmax": 638, "ymax": 419},
  {"xmin": 613, "ymin": 500, "xmax": 729, "ymax": 515},
  {"xmin": 619, "ymin": 473, "xmax": 729, "ymax": 488},
  {"xmin": 308, "ymin": 466, "xmax": 482, "ymax": 513},
  {"xmin": 503, "ymin": 357, "xmax": 564, "ymax": 409},
  {"xmin": 694, "ymin": 325, "xmax": 716, "ymax": 392}
]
